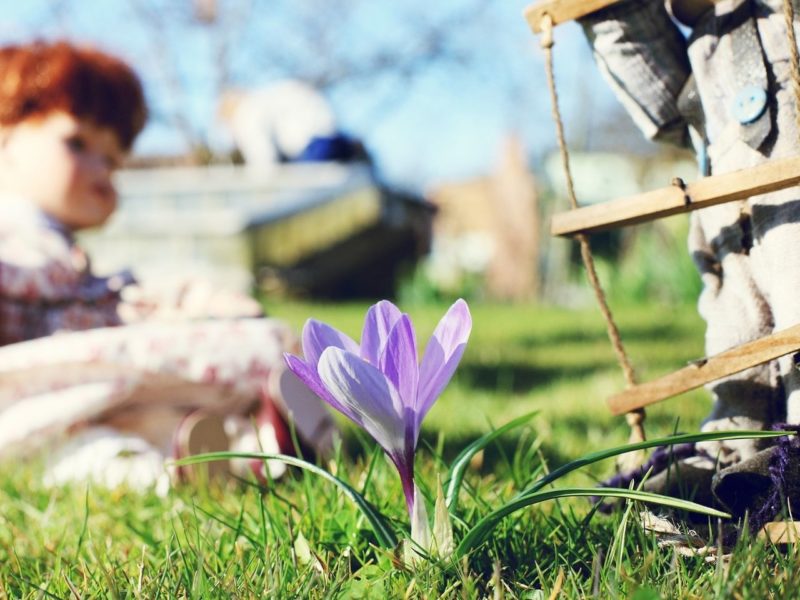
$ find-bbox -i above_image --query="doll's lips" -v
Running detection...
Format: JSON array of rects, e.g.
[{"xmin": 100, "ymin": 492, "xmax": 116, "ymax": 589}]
[{"xmin": 93, "ymin": 183, "xmax": 117, "ymax": 205}]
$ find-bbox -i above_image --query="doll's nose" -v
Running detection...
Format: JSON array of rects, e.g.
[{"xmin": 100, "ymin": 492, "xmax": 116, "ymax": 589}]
[{"xmin": 85, "ymin": 150, "xmax": 115, "ymax": 174}]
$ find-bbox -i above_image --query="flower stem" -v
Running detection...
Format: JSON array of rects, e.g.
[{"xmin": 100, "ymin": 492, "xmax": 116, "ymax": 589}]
[{"xmin": 392, "ymin": 451, "xmax": 416, "ymax": 516}]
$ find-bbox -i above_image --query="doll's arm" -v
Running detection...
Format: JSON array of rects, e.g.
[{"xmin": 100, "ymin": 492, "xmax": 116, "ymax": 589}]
[
  {"xmin": 119, "ymin": 278, "xmax": 263, "ymax": 323},
  {"xmin": 0, "ymin": 230, "xmax": 134, "ymax": 339},
  {"xmin": 0, "ymin": 262, "xmax": 125, "ymax": 340},
  {"xmin": 0, "ymin": 235, "xmax": 89, "ymax": 302},
  {"xmin": 580, "ymin": 0, "xmax": 693, "ymax": 147}
]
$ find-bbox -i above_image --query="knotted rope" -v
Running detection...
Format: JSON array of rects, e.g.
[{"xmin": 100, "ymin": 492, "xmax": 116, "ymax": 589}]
[
  {"xmin": 539, "ymin": 15, "xmax": 646, "ymax": 461},
  {"xmin": 536, "ymin": 1, "xmax": 800, "ymax": 470}
]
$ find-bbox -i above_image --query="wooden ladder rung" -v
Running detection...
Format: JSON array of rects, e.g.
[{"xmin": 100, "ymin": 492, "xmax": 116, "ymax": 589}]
[
  {"xmin": 607, "ymin": 322, "xmax": 800, "ymax": 415},
  {"xmin": 760, "ymin": 521, "xmax": 800, "ymax": 544},
  {"xmin": 524, "ymin": 0, "xmax": 622, "ymax": 33},
  {"xmin": 524, "ymin": 0, "xmax": 723, "ymax": 34},
  {"xmin": 550, "ymin": 157, "xmax": 800, "ymax": 237}
]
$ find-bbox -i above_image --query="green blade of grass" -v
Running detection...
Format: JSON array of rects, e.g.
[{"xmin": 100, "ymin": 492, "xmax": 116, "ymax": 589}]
[
  {"xmin": 521, "ymin": 429, "xmax": 792, "ymax": 497},
  {"xmin": 445, "ymin": 410, "xmax": 538, "ymax": 514},
  {"xmin": 455, "ymin": 487, "xmax": 730, "ymax": 558},
  {"xmin": 173, "ymin": 451, "xmax": 398, "ymax": 549}
]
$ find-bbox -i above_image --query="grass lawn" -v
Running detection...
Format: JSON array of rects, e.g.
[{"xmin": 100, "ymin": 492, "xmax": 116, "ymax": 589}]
[{"xmin": 2, "ymin": 300, "xmax": 798, "ymax": 598}]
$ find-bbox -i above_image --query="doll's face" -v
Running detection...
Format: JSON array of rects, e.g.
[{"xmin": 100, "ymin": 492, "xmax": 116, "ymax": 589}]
[{"xmin": 0, "ymin": 111, "xmax": 125, "ymax": 230}]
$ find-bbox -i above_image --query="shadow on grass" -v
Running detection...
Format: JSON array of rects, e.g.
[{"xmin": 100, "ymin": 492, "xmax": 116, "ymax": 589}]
[
  {"xmin": 516, "ymin": 320, "xmax": 694, "ymax": 348},
  {"xmin": 415, "ymin": 412, "xmax": 629, "ymax": 478},
  {"xmin": 456, "ymin": 359, "xmax": 613, "ymax": 393},
  {"xmin": 515, "ymin": 330, "xmax": 609, "ymax": 347},
  {"xmin": 332, "ymin": 425, "xmax": 577, "ymax": 486}
]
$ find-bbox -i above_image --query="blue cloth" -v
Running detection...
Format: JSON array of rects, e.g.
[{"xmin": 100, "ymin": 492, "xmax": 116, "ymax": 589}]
[{"xmin": 296, "ymin": 133, "xmax": 361, "ymax": 162}]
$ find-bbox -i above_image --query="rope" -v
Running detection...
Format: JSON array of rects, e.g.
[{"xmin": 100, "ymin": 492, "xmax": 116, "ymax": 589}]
[
  {"xmin": 539, "ymin": 15, "xmax": 646, "ymax": 448},
  {"xmin": 534, "ymin": 0, "xmax": 798, "ymax": 466},
  {"xmin": 784, "ymin": 0, "xmax": 800, "ymax": 134}
]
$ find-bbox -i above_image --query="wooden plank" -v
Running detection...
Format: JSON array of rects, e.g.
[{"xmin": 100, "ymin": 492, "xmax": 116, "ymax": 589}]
[
  {"xmin": 759, "ymin": 522, "xmax": 800, "ymax": 544},
  {"xmin": 524, "ymin": 0, "xmax": 620, "ymax": 33},
  {"xmin": 524, "ymin": 0, "xmax": 720, "ymax": 33},
  {"xmin": 607, "ymin": 322, "xmax": 800, "ymax": 415},
  {"xmin": 551, "ymin": 156, "xmax": 800, "ymax": 237}
]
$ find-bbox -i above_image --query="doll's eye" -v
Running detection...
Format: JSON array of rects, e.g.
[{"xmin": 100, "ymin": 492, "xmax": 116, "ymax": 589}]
[{"xmin": 65, "ymin": 135, "xmax": 87, "ymax": 153}]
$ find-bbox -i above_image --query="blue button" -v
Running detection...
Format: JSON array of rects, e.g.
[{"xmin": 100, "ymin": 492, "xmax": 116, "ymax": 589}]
[{"xmin": 732, "ymin": 85, "xmax": 768, "ymax": 124}]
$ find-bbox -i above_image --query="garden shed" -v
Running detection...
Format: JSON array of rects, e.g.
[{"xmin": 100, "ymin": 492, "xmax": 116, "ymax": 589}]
[{"xmin": 80, "ymin": 162, "xmax": 434, "ymax": 299}]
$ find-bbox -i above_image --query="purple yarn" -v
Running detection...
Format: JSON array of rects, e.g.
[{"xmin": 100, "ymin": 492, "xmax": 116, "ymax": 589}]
[
  {"xmin": 748, "ymin": 424, "xmax": 800, "ymax": 534},
  {"xmin": 593, "ymin": 442, "xmax": 698, "ymax": 510},
  {"xmin": 600, "ymin": 442, "xmax": 698, "ymax": 490},
  {"xmin": 593, "ymin": 427, "xmax": 800, "ymax": 543}
]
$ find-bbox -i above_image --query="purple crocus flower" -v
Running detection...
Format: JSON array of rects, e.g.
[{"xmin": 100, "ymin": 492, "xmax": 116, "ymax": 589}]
[{"xmin": 284, "ymin": 299, "xmax": 471, "ymax": 516}]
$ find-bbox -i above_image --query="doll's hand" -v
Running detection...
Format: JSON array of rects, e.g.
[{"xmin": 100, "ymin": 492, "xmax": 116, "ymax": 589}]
[
  {"xmin": 118, "ymin": 280, "xmax": 263, "ymax": 322},
  {"xmin": 117, "ymin": 284, "xmax": 160, "ymax": 323},
  {"xmin": 177, "ymin": 279, "xmax": 263, "ymax": 319}
]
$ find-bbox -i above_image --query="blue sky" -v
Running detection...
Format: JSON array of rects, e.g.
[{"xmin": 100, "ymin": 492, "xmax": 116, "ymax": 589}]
[{"xmin": 0, "ymin": 1, "xmax": 635, "ymax": 190}]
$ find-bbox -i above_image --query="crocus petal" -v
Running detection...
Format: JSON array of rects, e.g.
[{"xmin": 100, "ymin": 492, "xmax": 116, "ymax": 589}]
[
  {"xmin": 318, "ymin": 347, "xmax": 405, "ymax": 455},
  {"xmin": 378, "ymin": 314, "xmax": 419, "ymax": 416},
  {"xmin": 302, "ymin": 319, "xmax": 359, "ymax": 367},
  {"xmin": 284, "ymin": 353, "xmax": 361, "ymax": 425},
  {"xmin": 360, "ymin": 300, "xmax": 402, "ymax": 366},
  {"xmin": 416, "ymin": 299, "xmax": 472, "ymax": 425}
]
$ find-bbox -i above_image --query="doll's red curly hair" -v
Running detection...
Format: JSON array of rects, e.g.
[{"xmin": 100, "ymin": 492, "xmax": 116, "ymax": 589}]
[{"xmin": 0, "ymin": 40, "xmax": 147, "ymax": 150}]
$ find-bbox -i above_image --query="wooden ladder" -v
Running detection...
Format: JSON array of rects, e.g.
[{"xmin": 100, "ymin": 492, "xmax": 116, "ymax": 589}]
[
  {"xmin": 526, "ymin": 0, "xmax": 800, "ymax": 418},
  {"xmin": 525, "ymin": 0, "xmax": 800, "ymax": 543},
  {"xmin": 553, "ymin": 157, "xmax": 800, "ymax": 416}
]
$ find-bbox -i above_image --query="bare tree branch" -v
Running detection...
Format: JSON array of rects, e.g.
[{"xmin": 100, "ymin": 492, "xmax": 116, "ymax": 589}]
[
  {"xmin": 110, "ymin": 0, "xmax": 496, "ymax": 156},
  {"xmin": 126, "ymin": 0, "xmax": 206, "ymax": 150}
]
